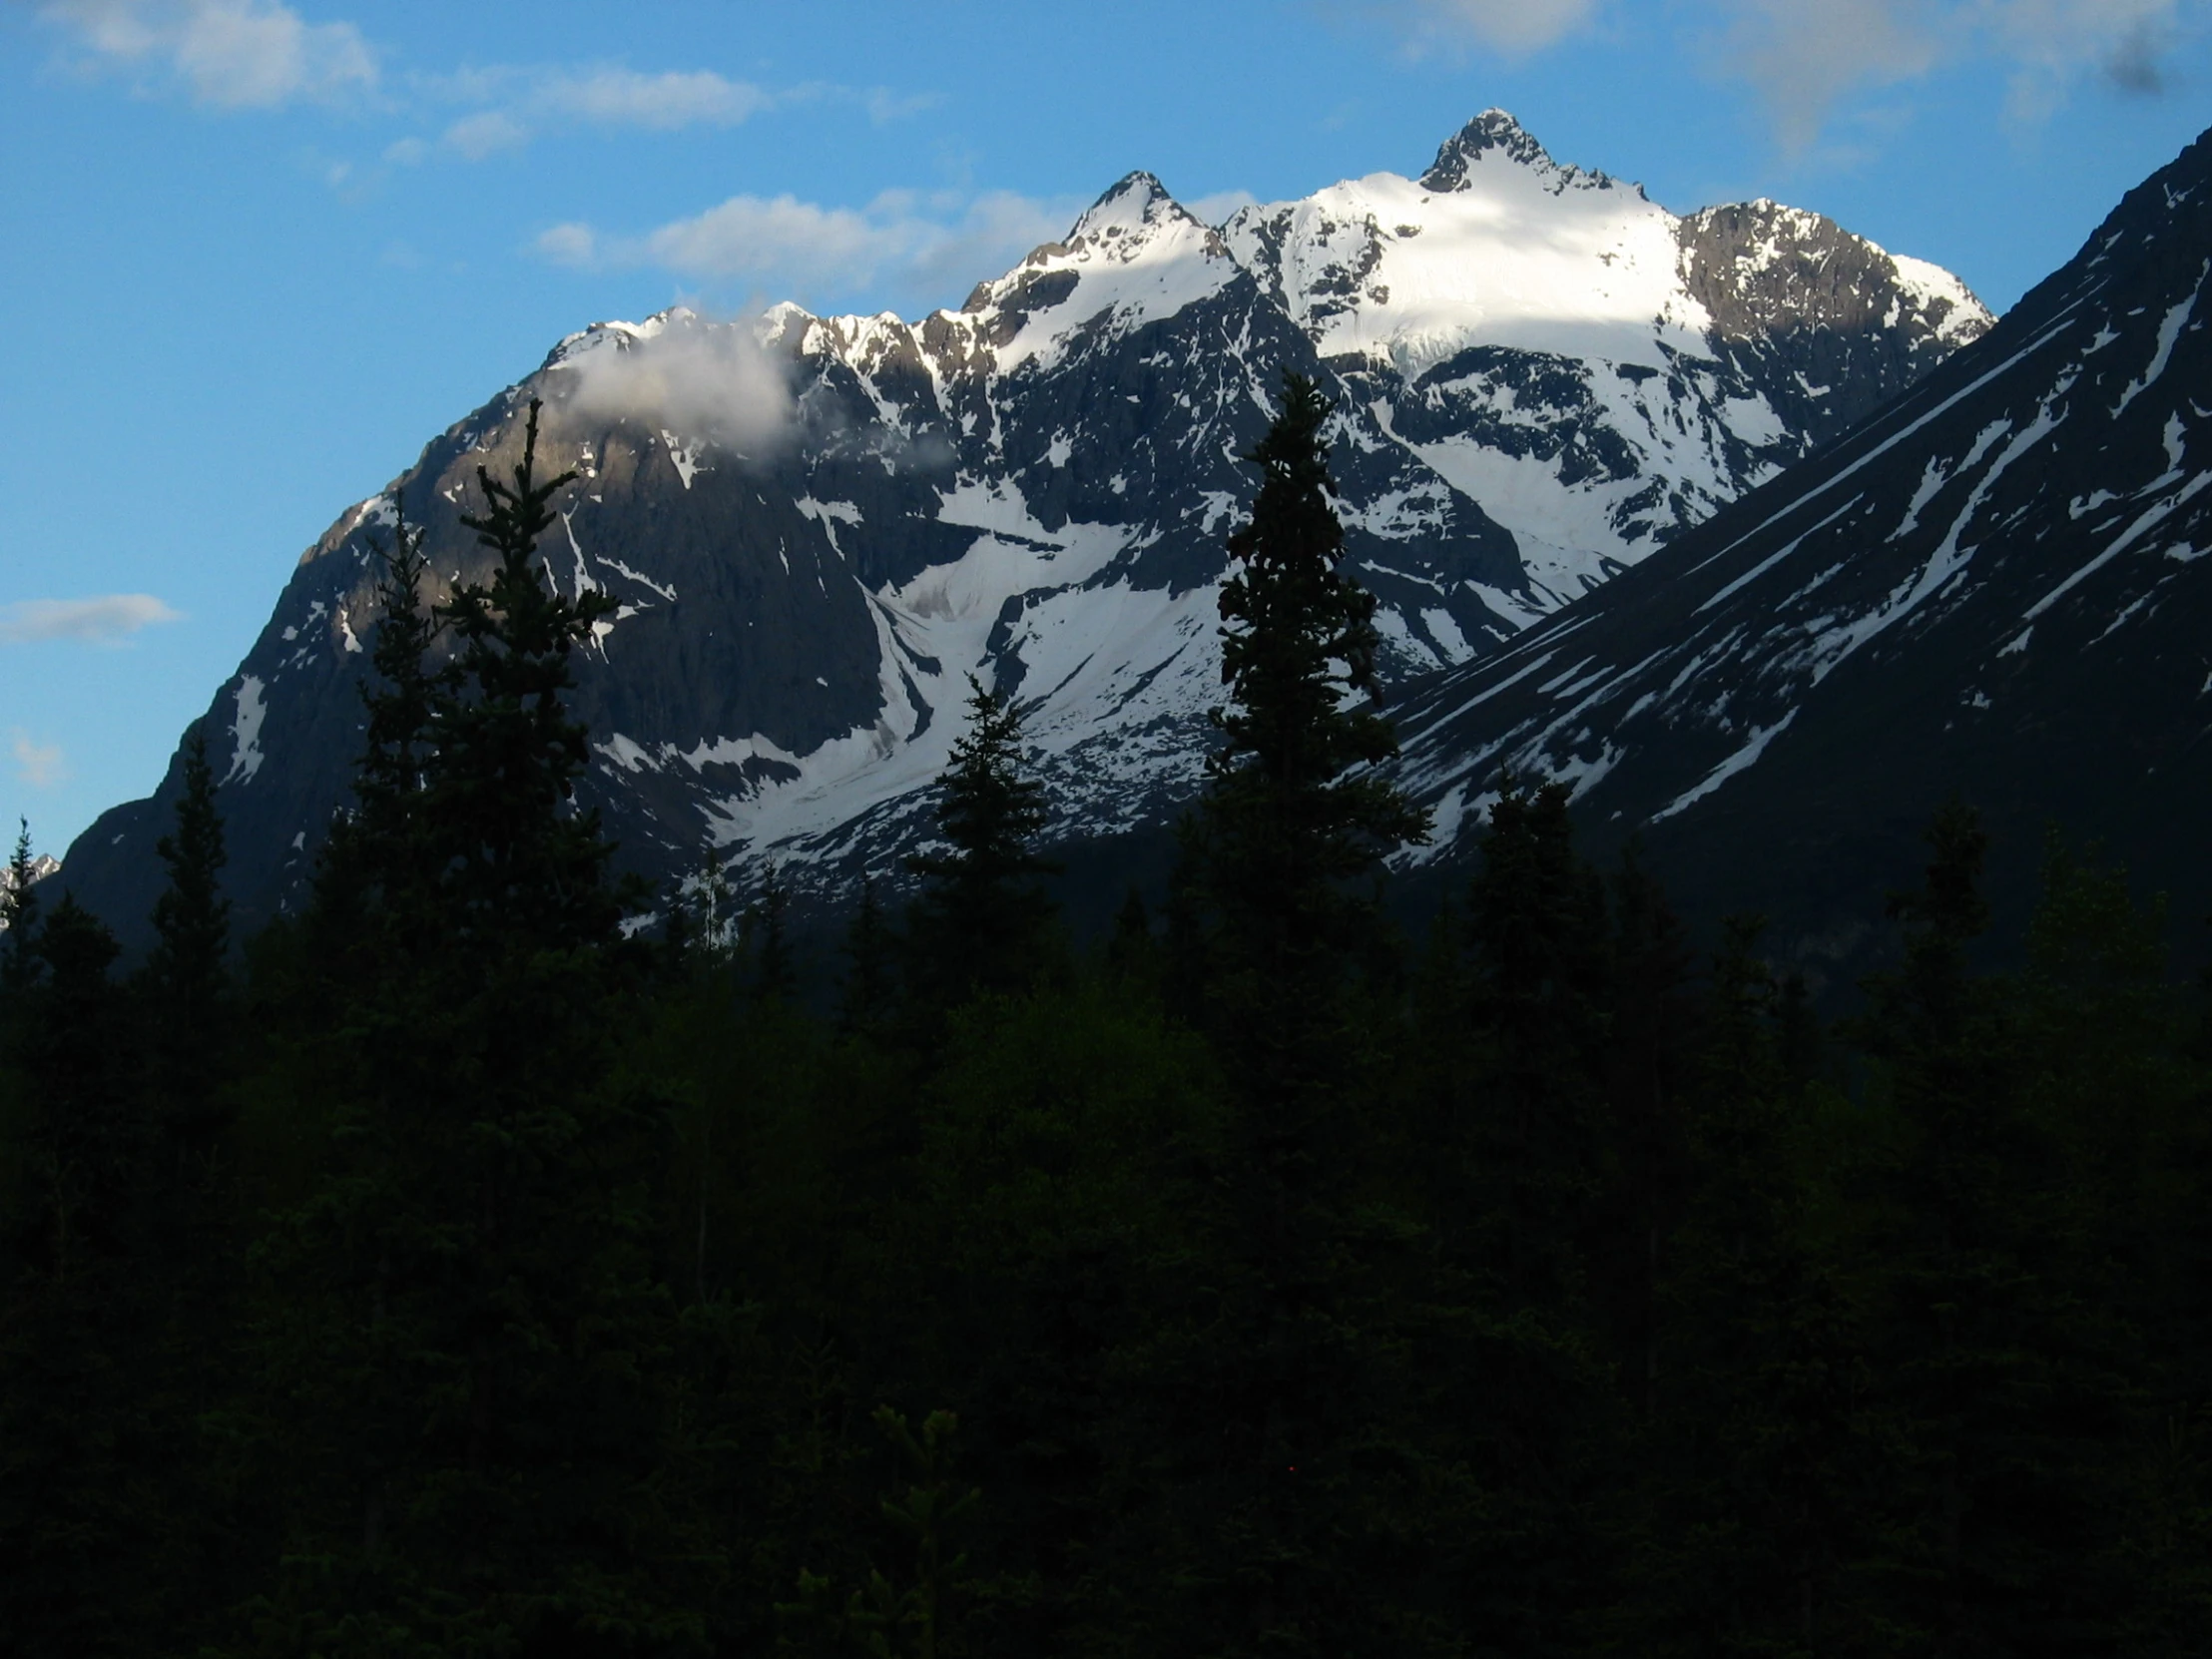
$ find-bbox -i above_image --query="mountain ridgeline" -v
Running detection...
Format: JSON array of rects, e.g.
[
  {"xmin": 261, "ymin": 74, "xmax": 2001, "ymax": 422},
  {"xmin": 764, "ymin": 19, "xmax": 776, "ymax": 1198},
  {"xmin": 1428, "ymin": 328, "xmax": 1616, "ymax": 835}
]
[
  {"xmin": 1388, "ymin": 119, "xmax": 2212, "ymax": 984},
  {"xmin": 59, "ymin": 110, "xmax": 1990, "ymax": 946}
]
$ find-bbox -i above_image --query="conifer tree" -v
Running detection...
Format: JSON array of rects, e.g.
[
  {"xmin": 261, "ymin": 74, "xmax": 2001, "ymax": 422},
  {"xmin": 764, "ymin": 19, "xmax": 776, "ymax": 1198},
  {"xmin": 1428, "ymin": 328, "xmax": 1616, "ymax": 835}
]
[
  {"xmin": 1850, "ymin": 804, "xmax": 2133, "ymax": 1653},
  {"xmin": 1181, "ymin": 370, "xmax": 1427, "ymax": 1245},
  {"xmin": 748, "ymin": 862, "xmax": 799, "ymax": 1002},
  {"xmin": 1189, "ymin": 372, "xmax": 1426, "ymax": 1065},
  {"xmin": 143, "ymin": 722, "xmax": 232, "ymax": 1137},
  {"xmin": 247, "ymin": 401, "xmax": 689, "ymax": 1654},
  {"xmin": 1457, "ymin": 775, "xmax": 1608, "ymax": 1301},
  {"xmin": 1417, "ymin": 776, "xmax": 1616, "ymax": 1651},
  {"xmin": 1104, "ymin": 884, "xmax": 1160, "ymax": 989},
  {"xmin": 316, "ymin": 491, "xmax": 443, "ymax": 922},
  {"xmin": 437, "ymin": 397, "xmax": 622, "ymax": 953},
  {"xmin": 132, "ymin": 719, "xmax": 256, "ymax": 1648},
  {"xmin": 2, "ymin": 818, "xmax": 41, "ymax": 997},
  {"xmin": 905, "ymin": 675, "xmax": 1059, "ymax": 1004},
  {"xmin": 1162, "ymin": 372, "xmax": 1431, "ymax": 1657},
  {"xmin": 1595, "ymin": 842, "xmax": 1695, "ymax": 1413},
  {"xmin": 0, "ymin": 895, "xmax": 160, "ymax": 1658},
  {"xmin": 837, "ymin": 873, "xmax": 895, "ymax": 1036},
  {"xmin": 1626, "ymin": 915, "xmax": 1876, "ymax": 1658}
]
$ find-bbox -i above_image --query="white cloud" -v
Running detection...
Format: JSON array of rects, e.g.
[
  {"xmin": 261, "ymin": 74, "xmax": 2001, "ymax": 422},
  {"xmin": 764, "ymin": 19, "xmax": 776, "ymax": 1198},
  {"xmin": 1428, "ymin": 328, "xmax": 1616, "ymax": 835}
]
[
  {"xmin": 643, "ymin": 195, "xmax": 906, "ymax": 286},
  {"xmin": 864, "ymin": 86, "xmax": 942, "ymax": 123},
  {"xmin": 1390, "ymin": 0, "xmax": 1600, "ymax": 54},
  {"xmin": 0, "ymin": 593, "xmax": 185, "ymax": 645},
  {"xmin": 1378, "ymin": 0, "xmax": 2200, "ymax": 147},
  {"xmin": 9, "ymin": 731, "xmax": 66, "ymax": 791},
  {"xmin": 1706, "ymin": 0, "xmax": 2197, "ymax": 148},
  {"xmin": 541, "ymin": 66, "xmax": 774, "ymax": 129},
  {"xmin": 534, "ymin": 221, "xmax": 597, "ymax": 267},
  {"xmin": 1976, "ymin": 0, "xmax": 2191, "ymax": 114},
  {"xmin": 442, "ymin": 107, "xmax": 528, "ymax": 158},
  {"xmin": 37, "ymin": 0, "xmax": 377, "ymax": 108},
  {"xmin": 419, "ymin": 62, "xmax": 805, "ymax": 156},
  {"xmin": 1188, "ymin": 188, "xmax": 1261, "ymax": 225},
  {"xmin": 1711, "ymin": 0, "xmax": 1946, "ymax": 154},
  {"xmin": 542, "ymin": 188, "xmax": 1078, "ymax": 311},
  {"xmin": 562, "ymin": 319, "xmax": 796, "ymax": 453}
]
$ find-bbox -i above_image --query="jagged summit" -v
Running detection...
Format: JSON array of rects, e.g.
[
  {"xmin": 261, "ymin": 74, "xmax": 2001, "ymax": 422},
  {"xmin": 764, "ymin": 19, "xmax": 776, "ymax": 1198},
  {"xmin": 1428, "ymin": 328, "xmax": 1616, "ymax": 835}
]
[
  {"xmin": 1068, "ymin": 171, "xmax": 1191, "ymax": 243},
  {"xmin": 1418, "ymin": 108, "xmax": 1630, "ymax": 198},
  {"xmin": 957, "ymin": 172, "xmax": 1221, "ymax": 318}
]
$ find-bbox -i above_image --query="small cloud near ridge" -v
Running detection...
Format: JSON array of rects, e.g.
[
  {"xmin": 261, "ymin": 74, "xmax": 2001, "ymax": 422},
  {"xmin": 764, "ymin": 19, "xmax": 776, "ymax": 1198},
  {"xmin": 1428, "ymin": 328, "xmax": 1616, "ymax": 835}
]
[
  {"xmin": 562, "ymin": 317, "xmax": 797, "ymax": 454},
  {"xmin": 537, "ymin": 188, "xmax": 1078, "ymax": 313},
  {"xmin": 36, "ymin": 0, "xmax": 378, "ymax": 109},
  {"xmin": 1188, "ymin": 189, "xmax": 1261, "ymax": 225},
  {"xmin": 0, "ymin": 594, "xmax": 185, "ymax": 645},
  {"xmin": 9, "ymin": 730, "xmax": 67, "ymax": 791}
]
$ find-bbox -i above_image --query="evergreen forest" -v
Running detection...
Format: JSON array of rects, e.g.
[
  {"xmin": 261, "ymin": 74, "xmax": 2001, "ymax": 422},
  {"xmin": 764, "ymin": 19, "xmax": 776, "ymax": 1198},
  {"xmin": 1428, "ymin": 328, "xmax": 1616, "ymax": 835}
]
[{"xmin": 5, "ymin": 382, "xmax": 2210, "ymax": 1658}]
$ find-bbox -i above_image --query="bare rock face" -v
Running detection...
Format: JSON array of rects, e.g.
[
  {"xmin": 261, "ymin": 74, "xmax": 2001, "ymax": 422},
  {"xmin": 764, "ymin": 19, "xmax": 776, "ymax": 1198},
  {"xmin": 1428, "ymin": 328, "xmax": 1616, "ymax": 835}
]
[
  {"xmin": 58, "ymin": 113, "xmax": 1990, "ymax": 945},
  {"xmin": 1678, "ymin": 198, "xmax": 1991, "ymax": 456}
]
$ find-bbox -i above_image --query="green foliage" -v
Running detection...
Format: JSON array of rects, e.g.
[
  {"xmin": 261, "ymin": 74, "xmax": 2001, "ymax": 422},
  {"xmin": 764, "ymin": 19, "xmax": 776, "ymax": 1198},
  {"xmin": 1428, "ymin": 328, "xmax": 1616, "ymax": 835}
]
[{"xmin": 781, "ymin": 1408, "xmax": 990, "ymax": 1659}]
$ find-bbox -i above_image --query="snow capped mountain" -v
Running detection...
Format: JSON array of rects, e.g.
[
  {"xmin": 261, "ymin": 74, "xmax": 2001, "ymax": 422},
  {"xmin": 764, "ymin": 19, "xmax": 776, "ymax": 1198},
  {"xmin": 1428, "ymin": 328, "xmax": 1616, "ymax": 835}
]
[
  {"xmin": 0, "ymin": 853, "xmax": 60, "ymax": 934},
  {"xmin": 56, "ymin": 112, "xmax": 1990, "ymax": 943},
  {"xmin": 1231, "ymin": 110, "xmax": 1991, "ymax": 606},
  {"xmin": 1382, "ymin": 121, "xmax": 2212, "ymax": 982}
]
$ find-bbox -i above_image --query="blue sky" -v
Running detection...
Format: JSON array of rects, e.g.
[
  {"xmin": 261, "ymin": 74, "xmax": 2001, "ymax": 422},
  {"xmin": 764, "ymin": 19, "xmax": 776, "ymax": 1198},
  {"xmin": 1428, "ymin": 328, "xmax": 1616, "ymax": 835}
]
[{"xmin": 3, "ymin": 0, "xmax": 2208, "ymax": 856}]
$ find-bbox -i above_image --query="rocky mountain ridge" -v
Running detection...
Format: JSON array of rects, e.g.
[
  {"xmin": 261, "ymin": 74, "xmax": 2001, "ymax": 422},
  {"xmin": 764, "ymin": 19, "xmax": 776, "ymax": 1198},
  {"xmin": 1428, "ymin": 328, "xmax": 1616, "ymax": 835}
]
[
  {"xmin": 1379, "ymin": 121, "xmax": 2212, "ymax": 983},
  {"xmin": 58, "ymin": 111, "xmax": 1990, "ymax": 942}
]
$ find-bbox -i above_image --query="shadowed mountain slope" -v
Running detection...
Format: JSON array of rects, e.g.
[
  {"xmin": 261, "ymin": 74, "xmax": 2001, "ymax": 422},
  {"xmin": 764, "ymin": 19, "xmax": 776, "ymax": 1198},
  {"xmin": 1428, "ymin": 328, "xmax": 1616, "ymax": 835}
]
[{"xmin": 1382, "ymin": 122, "xmax": 2212, "ymax": 987}]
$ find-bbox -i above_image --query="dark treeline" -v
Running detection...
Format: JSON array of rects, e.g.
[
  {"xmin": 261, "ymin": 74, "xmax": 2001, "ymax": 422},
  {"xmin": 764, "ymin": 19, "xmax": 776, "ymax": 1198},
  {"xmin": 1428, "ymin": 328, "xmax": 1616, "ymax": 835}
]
[{"xmin": 4, "ymin": 383, "xmax": 2209, "ymax": 1657}]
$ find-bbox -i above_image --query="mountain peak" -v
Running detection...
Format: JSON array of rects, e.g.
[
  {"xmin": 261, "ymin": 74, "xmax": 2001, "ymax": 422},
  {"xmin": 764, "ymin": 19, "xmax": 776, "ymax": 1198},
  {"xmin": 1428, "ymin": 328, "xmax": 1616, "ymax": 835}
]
[
  {"xmin": 1419, "ymin": 109, "xmax": 1628, "ymax": 197},
  {"xmin": 1067, "ymin": 171, "xmax": 1188, "ymax": 245}
]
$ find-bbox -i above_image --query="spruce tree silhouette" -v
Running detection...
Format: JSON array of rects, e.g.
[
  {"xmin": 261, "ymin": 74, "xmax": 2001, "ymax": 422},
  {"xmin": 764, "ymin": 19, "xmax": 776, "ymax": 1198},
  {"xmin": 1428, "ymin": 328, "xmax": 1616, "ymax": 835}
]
[
  {"xmin": 905, "ymin": 675, "xmax": 1059, "ymax": 1005},
  {"xmin": 1171, "ymin": 370, "xmax": 1429, "ymax": 1658}
]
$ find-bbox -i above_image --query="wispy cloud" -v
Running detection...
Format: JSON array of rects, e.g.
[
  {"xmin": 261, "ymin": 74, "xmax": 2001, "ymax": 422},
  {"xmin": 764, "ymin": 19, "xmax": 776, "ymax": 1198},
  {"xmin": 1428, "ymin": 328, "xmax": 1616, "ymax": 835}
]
[
  {"xmin": 537, "ymin": 188, "xmax": 1078, "ymax": 311},
  {"xmin": 864, "ymin": 86, "xmax": 942, "ymax": 124},
  {"xmin": 1375, "ymin": 0, "xmax": 2203, "ymax": 149},
  {"xmin": 32, "ymin": 9, "xmax": 936, "ymax": 166},
  {"xmin": 440, "ymin": 106, "xmax": 529, "ymax": 159},
  {"xmin": 563, "ymin": 318, "xmax": 796, "ymax": 453},
  {"xmin": 9, "ymin": 731, "xmax": 66, "ymax": 791},
  {"xmin": 400, "ymin": 63, "xmax": 838, "ymax": 159},
  {"xmin": 0, "ymin": 594, "xmax": 185, "ymax": 645},
  {"xmin": 1188, "ymin": 188, "xmax": 1261, "ymax": 225},
  {"xmin": 1709, "ymin": 0, "xmax": 2198, "ymax": 149},
  {"xmin": 1709, "ymin": 0, "xmax": 1945, "ymax": 154},
  {"xmin": 542, "ymin": 65, "xmax": 777, "ymax": 128},
  {"xmin": 35, "ymin": 0, "xmax": 378, "ymax": 109},
  {"xmin": 1386, "ymin": 0, "xmax": 1600, "ymax": 55}
]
